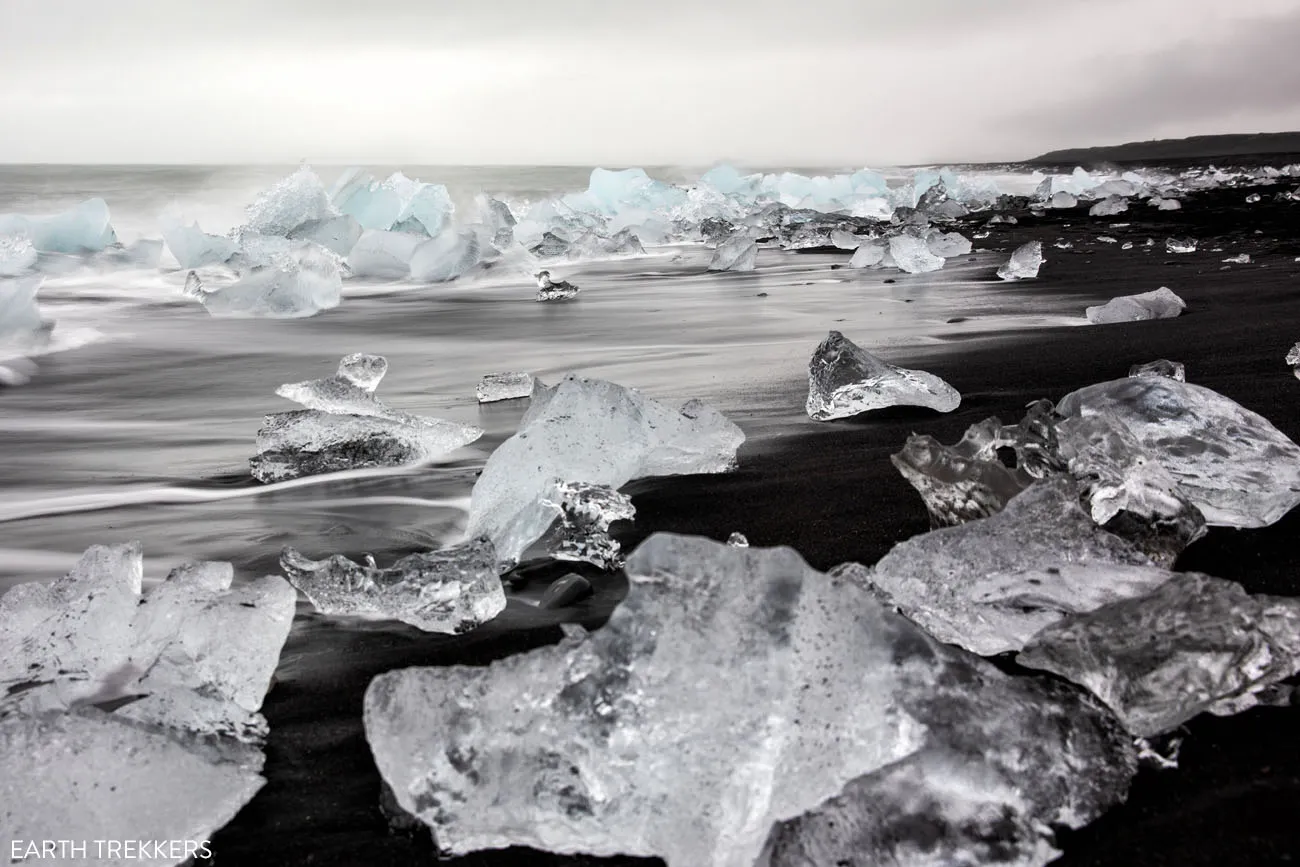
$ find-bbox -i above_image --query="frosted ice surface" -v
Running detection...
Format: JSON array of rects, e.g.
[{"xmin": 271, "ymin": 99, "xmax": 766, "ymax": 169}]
[
  {"xmin": 864, "ymin": 478, "xmax": 1168, "ymax": 655},
  {"xmin": 161, "ymin": 217, "xmax": 238, "ymax": 269},
  {"xmin": 0, "ymin": 233, "xmax": 38, "ymax": 276},
  {"xmin": 1056, "ymin": 376, "xmax": 1300, "ymax": 528},
  {"xmin": 399, "ymin": 179, "xmax": 455, "ymax": 237},
  {"xmin": 565, "ymin": 228, "xmax": 645, "ymax": 260},
  {"xmin": 727, "ymin": 532, "xmax": 749, "ymax": 547},
  {"xmin": 241, "ymin": 166, "xmax": 336, "ymax": 236},
  {"xmin": 848, "ymin": 239, "xmax": 885, "ymax": 268},
  {"xmin": 807, "ymin": 331, "xmax": 960, "ymax": 421},
  {"xmin": 1165, "ymin": 237, "xmax": 1197, "ymax": 253},
  {"xmin": 410, "ymin": 230, "xmax": 482, "ymax": 283},
  {"xmin": 830, "ymin": 229, "xmax": 861, "ymax": 250},
  {"xmin": 890, "ymin": 418, "xmax": 1029, "ymax": 528},
  {"xmin": 925, "ymin": 231, "xmax": 971, "ymax": 258},
  {"xmin": 186, "ymin": 245, "xmax": 342, "ymax": 318},
  {"xmin": 887, "ymin": 235, "xmax": 945, "ymax": 273},
  {"xmin": 347, "ymin": 230, "xmax": 425, "ymax": 279},
  {"xmin": 997, "ymin": 241, "xmax": 1043, "ymax": 280},
  {"xmin": 364, "ymin": 533, "xmax": 1135, "ymax": 867},
  {"xmin": 541, "ymin": 480, "xmax": 636, "ymax": 569},
  {"xmin": 1128, "ymin": 359, "xmax": 1185, "ymax": 381},
  {"xmin": 275, "ymin": 352, "xmax": 395, "ymax": 417},
  {"xmin": 464, "ymin": 375, "xmax": 744, "ymax": 566},
  {"xmin": 1049, "ymin": 191, "xmax": 1078, "ymax": 209},
  {"xmin": 1088, "ymin": 196, "xmax": 1129, "ymax": 217},
  {"xmin": 1018, "ymin": 573, "xmax": 1300, "ymax": 737},
  {"xmin": 1085, "ymin": 287, "xmax": 1186, "ymax": 324},
  {"xmin": 535, "ymin": 270, "xmax": 580, "ymax": 301},
  {"xmin": 1157, "ymin": 198, "xmax": 1182, "ymax": 211},
  {"xmin": 476, "ymin": 371, "xmax": 534, "ymax": 403},
  {"xmin": 281, "ymin": 538, "xmax": 505, "ymax": 634},
  {"xmin": 709, "ymin": 232, "xmax": 758, "ymax": 271},
  {"xmin": 0, "ymin": 199, "xmax": 117, "ymax": 253},
  {"xmin": 287, "ymin": 215, "xmax": 364, "ymax": 256},
  {"xmin": 1288, "ymin": 343, "xmax": 1300, "ymax": 379}
]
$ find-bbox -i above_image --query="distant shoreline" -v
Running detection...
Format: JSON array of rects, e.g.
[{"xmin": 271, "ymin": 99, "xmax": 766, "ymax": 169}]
[{"xmin": 1025, "ymin": 131, "xmax": 1300, "ymax": 167}]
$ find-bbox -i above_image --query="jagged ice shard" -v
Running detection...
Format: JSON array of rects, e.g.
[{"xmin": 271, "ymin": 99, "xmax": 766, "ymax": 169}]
[
  {"xmin": 1129, "ymin": 359, "xmax": 1186, "ymax": 381},
  {"xmin": 708, "ymin": 232, "xmax": 759, "ymax": 272},
  {"xmin": 1055, "ymin": 376, "xmax": 1300, "ymax": 528},
  {"xmin": 464, "ymin": 375, "xmax": 744, "ymax": 567},
  {"xmin": 239, "ymin": 166, "xmax": 336, "ymax": 237},
  {"xmin": 806, "ymin": 331, "xmax": 960, "ymax": 421},
  {"xmin": 848, "ymin": 239, "xmax": 886, "ymax": 268},
  {"xmin": 160, "ymin": 216, "xmax": 238, "ymax": 269},
  {"xmin": 251, "ymin": 353, "xmax": 482, "ymax": 482},
  {"xmin": 364, "ymin": 534, "xmax": 1136, "ymax": 867},
  {"xmin": 0, "ymin": 544, "xmax": 296, "ymax": 859},
  {"xmin": 410, "ymin": 229, "xmax": 481, "ymax": 283},
  {"xmin": 185, "ymin": 245, "xmax": 342, "ymax": 318},
  {"xmin": 280, "ymin": 538, "xmax": 506, "ymax": 634},
  {"xmin": 887, "ymin": 234, "xmax": 945, "ymax": 273},
  {"xmin": 541, "ymin": 480, "xmax": 636, "ymax": 569},
  {"xmin": 1085, "ymin": 287, "xmax": 1187, "ymax": 324},
  {"xmin": 1018, "ymin": 573, "xmax": 1300, "ymax": 737},
  {"xmin": 997, "ymin": 241, "xmax": 1043, "ymax": 280}
]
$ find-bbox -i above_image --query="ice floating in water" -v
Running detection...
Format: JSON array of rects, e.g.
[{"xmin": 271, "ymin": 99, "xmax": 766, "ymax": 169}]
[
  {"xmin": 708, "ymin": 232, "xmax": 758, "ymax": 272},
  {"xmin": 364, "ymin": 533, "xmax": 1135, "ymax": 867},
  {"xmin": 1288, "ymin": 343, "xmax": 1300, "ymax": 379},
  {"xmin": 240, "ymin": 166, "xmax": 336, "ymax": 237},
  {"xmin": 925, "ymin": 230, "xmax": 971, "ymax": 258},
  {"xmin": 541, "ymin": 480, "xmax": 636, "ymax": 569},
  {"xmin": 476, "ymin": 371, "xmax": 535, "ymax": 403},
  {"xmin": 0, "ymin": 234, "xmax": 38, "ymax": 276},
  {"xmin": 1165, "ymin": 237, "xmax": 1197, "ymax": 253},
  {"xmin": 1056, "ymin": 376, "xmax": 1300, "ymax": 528},
  {"xmin": 807, "ymin": 331, "xmax": 960, "ymax": 421},
  {"xmin": 887, "ymin": 234, "xmax": 945, "ymax": 273},
  {"xmin": 161, "ymin": 216, "xmax": 238, "ymax": 269},
  {"xmin": 185, "ymin": 245, "xmax": 343, "ymax": 318},
  {"xmin": 1085, "ymin": 287, "xmax": 1186, "ymax": 324},
  {"xmin": 280, "ymin": 538, "xmax": 505, "ymax": 634},
  {"xmin": 410, "ymin": 229, "xmax": 481, "ymax": 282},
  {"xmin": 997, "ymin": 241, "xmax": 1043, "ymax": 280},
  {"xmin": 1049, "ymin": 191, "xmax": 1078, "ymax": 209},
  {"xmin": 1089, "ymin": 196, "xmax": 1129, "ymax": 217},
  {"xmin": 1128, "ymin": 359, "xmax": 1186, "ymax": 382},
  {"xmin": 346, "ymin": 230, "xmax": 424, "ymax": 279},
  {"xmin": 830, "ymin": 229, "xmax": 861, "ymax": 250},
  {"xmin": 251, "ymin": 354, "xmax": 483, "ymax": 482},
  {"xmin": 464, "ymin": 375, "xmax": 744, "ymax": 567},
  {"xmin": 0, "ymin": 198, "xmax": 117, "ymax": 253},
  {"xmin": 535, "ymin": 270, "xmax": 580, "ymax": 301},
  {"xmin": 848, "ymin": 239, "xmax": 886, "ymax": 268},
  {"xmin": 1018, "ymin": 573, "xmax": 1300, "ymax": 737}
]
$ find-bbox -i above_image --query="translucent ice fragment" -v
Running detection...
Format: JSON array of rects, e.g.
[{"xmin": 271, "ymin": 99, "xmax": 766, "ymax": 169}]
[
  {"xmin": 997, "ymin": 241, "xmax": 1043, "ymax": 280},
  {"xmin": 537, "ymin": 574, "xmax": 593, "ymax": 609},
  {"xmin": 887, "ymin": 234, "xmax": 945, "ymax": 273},
  {"xmin": 241, "ymin": 166, "xmax": 336, "ymax": 236},
  {"xmin": 465, "ymin": 375, "xmax": 744, "ymax": 566},
  {"xmin": 346, "ymin": 230, "xmax": 424, "ymax": 279},
  {"xmin": 1085, "ymin": 287, "xmax": 1186, "ymax": 324},
  {"xmin": 0, "ymin": 275, "xmax": 47, "ymax": 340},
  {"xmin": 848, "ymin": 239, "xmax": 886, "ymax": 268},
  {"xmin": 280, "ymin": 538, "xmax": 505, "ymax": 634},
  {"xmin": 535, "ymin": 270, "xmax": 580, "ymax": 301},
  {"xmin": 287, "ymin": 215, "xmax": 364, "ymax": 257},
  {"xmin": 925, "ymin": 230, "xmax": 971, "ymax": 258},
  {"xmin": 1165, "ymin": 237, "xmax": 1197, "ymax": 253},
  {"xmin": 890, "ymin": 418, "xmax": 1029, "ymax": 528},
  {"xmin": 727, "ymin": 532, "xmax": 749, "ymax": 547},
  {"xmin": 830, "ymin": 229, "xmax": 861, "ymax": 250},
  {"xmin": 410, "ymin": 230, "xmax": 481, "ymax": 283},
  {"xmin": 476, "ymin": 371, "xmax": 534, "ymax": 403},
  {"xmin": 708, "ymin": 233, "xmax": 758, "ymax": 272},
  {"xmin": 0, "ymin": 234, "xmax": 38, "ymax": 276},
  {"xmin": 1089, "ymin": 196, "xmax": 1129, "ymax": 217},
  {"xmin": 1018, "ymin": 573, "xmax": 1300, "ymax": 736},
  {"xmin": 10, "ymin": 198, "xmax": 119, "ymax": 253},
  {"xmin": 1049, "ymin": 191, "xmax": 1078, "ymax": 209},
  {"xmin": 1157, "ymin": 198, "xmax": 1182, "ymax": 211},
  {"xmin": 274, "ymin": 352, "xmax": 397, "ymax": 417},
  {"xmin": 161, "ymin": 217, "xmax": 238, "ymax": 268},
  {"xmin": 541, "ymin": 480, "xmax": 636, "ymax": 569},
  {"xmin": 1128, "ymin": 359, "xmax": 1185, "ymax": 381},
  {"xmin": 186, "ymin": 245, "xmax": 342, "ymax": 318},
  {"xmin": 806, "ymin": 330, "xmax": 960, "ymax": 421}
]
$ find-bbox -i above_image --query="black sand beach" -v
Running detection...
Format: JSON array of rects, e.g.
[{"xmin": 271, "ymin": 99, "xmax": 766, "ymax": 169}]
[{"xmin": 211, "ymin": 185, "xmax": 1300, "ymax": 866}]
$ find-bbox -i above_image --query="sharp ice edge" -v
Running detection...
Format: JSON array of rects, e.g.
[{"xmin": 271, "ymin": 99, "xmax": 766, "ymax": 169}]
[
  {"xmin": 476, "ymin": 371, "xmax": 535, "ymax": 403},
  {"xmin": 708, "ymin": 231, "xmax": 759, "ymax": 272},
  {"xmin": 0, "ymin": 198, "xmax": 117, "ymax": 254},
  {"xmin": 1085, "ymin": 287, "xmax": 1186, "ymax": 324},
  {"xmin": 998, "ymin": 241, "xmax": 1043, "ymax": 280},
  {"xmin": 540, "ymin": 480, "xmax": 636, "ymax": 570},
  {"xmin": 807, "ymin": 330, "xmax": 960, "ymax": 420},
  {"xmin": 364, "ymin": 533, "xmax": 1135, "ymax": 867}
]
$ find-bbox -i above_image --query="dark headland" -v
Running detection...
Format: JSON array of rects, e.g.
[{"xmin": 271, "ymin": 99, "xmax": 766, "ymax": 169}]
[
  {"xmin": 211, "ymin": 178, "xmax": 1300, "ymax": 866},
  {"xmin": 1028, "ymin": 131, "xmax": 1300, "ymax": 168}
]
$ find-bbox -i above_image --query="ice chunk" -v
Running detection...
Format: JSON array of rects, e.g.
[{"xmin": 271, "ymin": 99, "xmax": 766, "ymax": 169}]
[
  {"xmin": 364, "ymin": 533, "xmax": 1135, "ymax": 867},
  {"xmin": 830, "ymin": 229, "xmax": 861, "ymax": 250},
  {"xmin": 464, "ymin": 375, "xmax": 744, "ymax": 566},
  {"xmin": 1, "ymin": 198, "xmax": 119, "ymax": 253},
  {"xmin": 1128, "ymin": 359, "xmax": 1185, "ymax": 381},
  {"xmin": 565, "ymin": 228, "xmax": 645, "ymax": 260},
  {"xmin": 1018, "ymin": 573, "xmax": 1300, "ymax": 736},
  {"xmin": 1085, "ymin": 286, "xmax": 1186, "ymax": 324},
  {"xmin": 1056, "ymin": 376, "xmax": 1300, "ymax": 528},
  {"xmin": 848, "ymin": 239, "xmax": 886, "ymax": 268},
  {"xmin": 997, "ymin": 241, "xmax": 1043, "ymax": 280},
  {"xmin": 161, "ymin": 217, "xmax": 238, "ymax": 269},
  {"xmin": 241, "ymin": 166, "xmax": 336, "ymax": 236},
  {"xmin": 887, "ymin": 234, "xmax": 945, "ymax": 273},
  {"xmin": 400, "ymin": 180, "xmax": 455, "ymax": 237},
  {"xmin": 535, "ymin": 270, "xmax": 580, "ymax": 301},
  {"xmin": 925, "ymin": 230, "xmax": 971, "ymax": 258},
  {"xmin": 1, "ymin": 275, "xmax": 47, "ymax": 340},
  {"xmin": 0, "ymin": 233, "xmax": 38, "ymax": 276},
  {"xmin": 287, "ymin": 215, "xmax": 364, "ymax": 256},
  {"xmin": 1246, "ymin": 192, "xmax": 1263, "ymax": 203},
  {"xmin": 1089, "ymin": 196, "xmax": 1130, "ymax": 217},
  {"xmin": 890, "ymin": 418, "xmax": 1029, "ymax": 528},
  {"xmin": 1165, "ymin": 237, "xmax": 1197, "ymax": 253},
  {"xmin": 186, "ymin": 245, "xmax": 342, "ymax": 318},
  {"xmin": 727, "ymin": 532, "xmax": 749, "ymax": 547},
  {"xmin": 1222, "ymin": 253, "xmax": 1251, "ymax": 264},
  {"xmin": 476, "ymin": 371, "xmax": 534, "ymax": 403},
  {"xmin": 806, "ymin": 330, "xmax": 960, "ymax": 421},
  {"xmin": 708, "ymin": 232, "xmax": 758, "ymax": 272},
  {"xmin": 409, "ymin": 229, "xmax": 482, "ymax": 283},
  {"xmin": 274, "ymin": 352, "xmax": 397, "ymax": 417},
  {"xmin": 1049, "ymin": 191, "xmax": 1078, "ymax": 209},
  {"xmin": 1288, "ymin": 342, "xmax": 1300, "ymax": 379},
  {"xmin": 861, "ymin": 478, "xmax": 1169, "ymax": 655},
  {"xmin": 541, "ymin": 480, "xmax": 636, "ymax": 569},
  {"xmin": 346, "ymin": 229, "xmax": 424, "ymax": 279},
  {"xmin": 280, "ymin": 538, "xmax": 505, "ymax": 634}
]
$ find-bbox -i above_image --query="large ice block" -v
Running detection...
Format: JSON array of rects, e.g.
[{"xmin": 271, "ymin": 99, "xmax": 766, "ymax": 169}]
[
  {"xmin": 925, "ymin": 230, "xmax": 971, "ymax": 258},
  {"xmin": 1018, "ymin": 573, "xmax": 1300, "ymax": 736},
  {"xmin": 464, "ymin": 375, "xmax": 744, "ymax": 567},
  {"xmin": 1055, "ymin": 376, "xmax": 1300, "ymax": 528},
  {"xmin": 708, "ymin": 232, "xmax": 758, "ymax": 272},
  {"xmin": 0, "ymin": 233, "xmax": 38, "ymax": 276},
  {"xmin": 848, "ymin": 239, "xmax": 886, "ymax": 268},
  {"xmin": 409, "ymin": 230, "xmax": 482, "ymax": 283},
  {"xmin": 476, "ymin": 371, "xmax": 534, "ymax": 403},
  {"xmin": 185, "ymin": 245, "xmax": 342, "ymax": 318},
  {"xmin": 1286, "ymin": 342, "xmax": 1299, "ymax": 379},
  {"xmin": 1089, "ymin": 196, "xmax": 1130, "ymax": 217},
  {"xmin": 997, "ymin": 241, "xmax": 1043, "ymax": 280},
  {"xmin": 280, "ymin": 538, "xmax": 505, "ymax": 634},
  {"xmin": 1085, "ymin": 287, "xmax": 1186, "ymax": 324},
  {"xmin": 887, "ymin": 234, "xmax": 945, "ymax": 273},
  {"xmin": 241, "ymin": 166, "xmax": 336, "ymax": 236},
  {"xmin": 0, "ymin": 198, "xmax": 118, "ymax": 253},
  {"xmin": 160, "ymin": 217, "xmax": 238, "ymax": 269},
  {"xmin": 346, "ymin": 230, "xmax": 425, "ymax": 279},
  {"xmin": 806, "ymin": 331, "xmax": 960, "ymax": 420},
  {"xmin": 364, "ymin": 533, "xmax": 1135, "ymax": 867}
]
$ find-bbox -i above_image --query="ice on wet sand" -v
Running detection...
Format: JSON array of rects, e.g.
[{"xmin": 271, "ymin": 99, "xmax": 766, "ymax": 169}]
[
  {"xmin": 806, "ymin": 331, "xmax": 960, "ymax": 421},
  {"xmin": 848, "ymin": 239, "xmax": 885, "ymax": 268},
  {"xmin": 541, "ymin": 480, "xmax": 636, "ymax": 569},
  {"xmin": 476, "ymin": 371, "xmax": 535, "ymax": 403},
  {"xmin": 280, "ymin": 538, "xmax": 506, "ymax": 634},
  {"xmin": 0, "ymin": 198, "xmax": 118, "ymax": 253},
  {"xmin": 535, "ymin": 270, "xmax": 580, "ymax": 301},
  {"xmin": 708, "ymin": 232, "xmax": 758, "ymax": 272},
  {"xmin": 1129, "ymin": 359, "xmax": 1186, "ymax": 381},
  {"xmin": 364, "ymin": 533, "xmax": 1135, "ymax": 867},
  {"xmin": 888, "ymin": 234, "xmax": 945, "ymax": 273},
  {"xmin": 997, "ymin": 241, "xmax": 1043, "ymax": 280},
  {"xmin": 1165, "ymin": 237, "xmax": 1197, "ymax": 253},
  {"xmin": 1085, "ymin": 287, "xmax": 1186, "ymax": 324}
]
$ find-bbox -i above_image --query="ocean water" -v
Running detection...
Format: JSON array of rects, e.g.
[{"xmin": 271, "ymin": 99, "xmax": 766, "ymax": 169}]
[{"xmin": 0, "ymin": 164, "xmax": 1075, "ymax": 590}]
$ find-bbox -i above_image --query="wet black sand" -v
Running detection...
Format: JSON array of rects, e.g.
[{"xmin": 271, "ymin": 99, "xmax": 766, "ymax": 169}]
[{"xmin": 212, "ymin": 185, "xmax": 1300, "ymax": 866}]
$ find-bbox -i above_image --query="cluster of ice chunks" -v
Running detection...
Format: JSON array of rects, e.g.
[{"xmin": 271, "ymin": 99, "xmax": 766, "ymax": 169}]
[
  {"xmin": 250, "ymin": 353, "xmax": 483, "ymax": 482},
  {"xmin": 331, "ymin": 169, "xmax": 454, "ymax": 237},
  {"xmin": 0, "ymin": 198, "xmax": 118, "ymax": 253},
  {"xmin": 806, "ymin": 331, "xmax": 960, "ymax": 421},
  {"xmin": 476, "ymin": 371, "xmax": 534, "ymax": 403},
  {"xmin": 1085, "ymin": 286, "xmax": 1186, "ymax": 324},
  {"xmin": 184, "ymin": 244, "xmax": 343, "ymax": 318},
  {"xmin": 463, "ymin": 374, "xmax": 744, "ymax": 568},
  {"xmin": 535, "ymin": 270, "xmax": 580, "ymax": 301},
  {"xmin": 708, "ymin": 232, "xmax": 759, "ymax": 272},
  {"xmin": 925, "ymin": 230, "xmax": 971, "ymax": 258},
  {"xmin": 1, "ymin": 543, "xmax": 295, "ymax": 852},
  {"xmin": 280, "ymin": 537, "xmax": 505, "ymax": 634},
  {"xmin": 364, "ymin": 533, "xmax": 1136, "ymax": 867},
  {"xmin": 997, "ymin": 240, "xmax": 1043, "ymax": 280},
  {"xmin": 887, "ymin": 234, "xmax": 945, "ymax": 273},
  {"xmin": 1049, "ymin": 191, "xmax": 1078, "ymax": 209},
  {"xmin": 541, "ymin": 480, "xmax": 636, "ymax": 569}
]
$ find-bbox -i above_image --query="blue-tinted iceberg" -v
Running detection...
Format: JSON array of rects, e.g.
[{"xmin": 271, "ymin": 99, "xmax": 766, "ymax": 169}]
[
  {"xmin": 240, "ymin": 166, "xmax": 336, "ymax": 237},
  {"xmin": 0, "ymin": 198, "xmax": 117, "ymax": 253},
  {"xmin": 185, "ymin": 245, "xmax": 343, "ymax": 318},
  {"xmin": 346, "ymin": 230, "xmax": 424, "ymax": 279},
  {"xmin": 1085, "ymin": 287, "xmax": 1186, "ymax": 324}
]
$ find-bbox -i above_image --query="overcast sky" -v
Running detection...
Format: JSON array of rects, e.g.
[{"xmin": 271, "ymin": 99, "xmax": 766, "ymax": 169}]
[{"xmin": 2, "ymin": 0, "xmax": 1299, "ymax": 165}]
